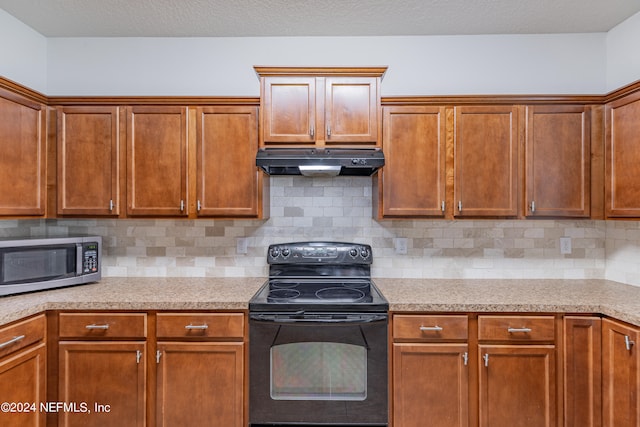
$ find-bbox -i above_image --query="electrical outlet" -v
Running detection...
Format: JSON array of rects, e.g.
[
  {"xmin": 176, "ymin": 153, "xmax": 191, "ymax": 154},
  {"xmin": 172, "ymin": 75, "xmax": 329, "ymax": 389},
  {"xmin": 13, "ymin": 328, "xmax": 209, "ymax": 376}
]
[
  {"xmin": 560, "ymin": 237, "xmax": 572, "ymax": 255},
  {"xmin": 394, "ymin": 238, "xmax": 408, "ymax": 255},
  {"xmin": 236, "ymin": 237, "xmax": 248, "ymax": 255}
]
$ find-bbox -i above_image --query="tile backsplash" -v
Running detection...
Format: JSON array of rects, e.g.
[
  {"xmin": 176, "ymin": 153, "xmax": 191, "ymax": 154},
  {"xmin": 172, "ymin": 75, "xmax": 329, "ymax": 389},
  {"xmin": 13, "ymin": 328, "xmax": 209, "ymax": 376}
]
[{"xmin": 1, "ymin": 176, "xmax": 638, "ymax": 285}]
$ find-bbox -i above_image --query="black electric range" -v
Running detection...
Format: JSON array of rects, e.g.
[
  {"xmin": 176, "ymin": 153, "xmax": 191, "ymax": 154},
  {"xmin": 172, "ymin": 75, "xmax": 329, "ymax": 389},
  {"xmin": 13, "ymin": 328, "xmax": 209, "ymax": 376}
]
[{"xmin": 248, "ymin": 241, "xmax": 388, "ymax": 314}]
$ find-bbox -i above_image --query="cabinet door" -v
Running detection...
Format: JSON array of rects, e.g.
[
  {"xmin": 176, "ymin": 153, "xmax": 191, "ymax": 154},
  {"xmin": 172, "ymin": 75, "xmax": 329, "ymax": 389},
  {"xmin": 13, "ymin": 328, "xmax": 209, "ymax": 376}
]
[
  {"xmin": 479, "ymin": 345, "xmax": 556, "ymax": 427},
  {"xmin": 127, "ymin": 106, "xmax": 188, "ymax": 216},
  {"xmin": 156, "ymin": 342, "xmax": 244, "ymax": 427},
  {"xmin": 564, "ymin": 317, "xmax": 601, "ymax": 427},
  {"xmin": 196, "ymin": 106, "xmax": 263, "ymax": 217},
  {"xmin": 602, "ymin": 318, "xmax": 640, "ymax": 427},
  {"xmin": 605, "ymin": 92, "xmax": 640, "ymax": 217},
  {"xmin": 379, "ymin": 106, "xmax": 446, "ymax": 217},
  {"xmin": 525, "ymin": 105, "xmax": 590, "ymax": 217},
  {"xmin": 261, "ymin": 77, "xmax": 316, "ymax": 145},
  {"xmin": 58, "ymin": 341, "xmax": 146, "ymax": 427},
  {"xmin": 0, "ymin": 93, "xmax": 46, "ymax": 216},
  {"xmin": 454, "ymin": 106, "xmax": 518, "ymax": 217},
  {"xmin": 0, "ymin": 343, "xmax": 46, "ymax": 427},
  {"xmin": 324, "ymin": 77, "xmax": 378, "ymax": 145},
  {"xmin": 57, "ymin": 106, "xmax": 122, "ymax": 216},
  {"xmin": 393, "ymin": 343, "xmax": 468, "ymax": 427}
]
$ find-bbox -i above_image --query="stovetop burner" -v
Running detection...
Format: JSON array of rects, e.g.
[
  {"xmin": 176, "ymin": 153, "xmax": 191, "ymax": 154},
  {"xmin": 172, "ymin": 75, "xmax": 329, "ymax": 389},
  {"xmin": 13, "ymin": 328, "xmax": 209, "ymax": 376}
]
[{"xmin": 249, "ymin": 242, "xmax": 388, "ymax": 313}]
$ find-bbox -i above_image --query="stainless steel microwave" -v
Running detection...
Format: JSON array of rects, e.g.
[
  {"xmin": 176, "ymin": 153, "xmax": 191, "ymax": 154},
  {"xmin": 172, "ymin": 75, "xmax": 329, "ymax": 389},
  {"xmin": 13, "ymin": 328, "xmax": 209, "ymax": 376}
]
[{"xmin": 0, "ymin": 236, "xmax": 101, "ymax": 297}]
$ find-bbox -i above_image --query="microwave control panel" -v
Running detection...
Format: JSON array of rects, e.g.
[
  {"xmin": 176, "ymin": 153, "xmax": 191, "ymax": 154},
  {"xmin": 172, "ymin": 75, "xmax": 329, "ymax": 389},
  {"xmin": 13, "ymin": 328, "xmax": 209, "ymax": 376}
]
[{"xmin": 83, "ymin": 242, "xmax": 99, "ymax": 274}]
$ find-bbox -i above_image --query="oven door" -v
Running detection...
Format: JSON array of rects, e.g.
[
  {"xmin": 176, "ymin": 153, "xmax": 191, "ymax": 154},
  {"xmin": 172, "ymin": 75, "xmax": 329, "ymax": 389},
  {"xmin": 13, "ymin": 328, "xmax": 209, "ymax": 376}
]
[{"xmin": 249, "ymin": 312, "xmax": 388, "ymax": 426}]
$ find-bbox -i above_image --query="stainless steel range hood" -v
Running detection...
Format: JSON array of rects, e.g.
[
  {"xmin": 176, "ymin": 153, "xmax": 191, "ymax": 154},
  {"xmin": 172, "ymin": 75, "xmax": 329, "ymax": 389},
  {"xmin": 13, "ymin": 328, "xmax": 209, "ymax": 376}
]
[{"xmin": 256, "ymin": 148, "xmax": 385, "ymax": 177}]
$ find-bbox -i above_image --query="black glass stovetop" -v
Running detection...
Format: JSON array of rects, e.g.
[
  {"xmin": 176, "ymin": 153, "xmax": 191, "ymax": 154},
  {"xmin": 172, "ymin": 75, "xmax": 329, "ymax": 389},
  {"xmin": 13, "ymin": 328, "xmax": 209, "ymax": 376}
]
[
  {"xmin": 249, "ymin": 278, "xmax": 388, "ymax": 313},
  {"xmin": 249, "ymin": 241, "xmax": 388, "ymax": 313}
]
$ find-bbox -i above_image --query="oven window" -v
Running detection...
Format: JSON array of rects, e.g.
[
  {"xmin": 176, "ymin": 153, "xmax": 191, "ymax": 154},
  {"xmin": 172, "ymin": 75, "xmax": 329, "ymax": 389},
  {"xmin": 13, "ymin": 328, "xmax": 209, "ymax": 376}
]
[{"xmin": 270, "ymin": 342, "xmax": 367, "ymax": 401}]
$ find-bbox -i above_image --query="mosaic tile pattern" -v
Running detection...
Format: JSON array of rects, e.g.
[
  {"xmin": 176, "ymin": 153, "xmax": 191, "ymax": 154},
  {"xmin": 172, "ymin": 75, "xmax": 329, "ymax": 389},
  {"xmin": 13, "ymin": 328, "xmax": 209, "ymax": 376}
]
[{"xmin": 0, "ymin": 177, "xmax": 634, "ymax": 283}]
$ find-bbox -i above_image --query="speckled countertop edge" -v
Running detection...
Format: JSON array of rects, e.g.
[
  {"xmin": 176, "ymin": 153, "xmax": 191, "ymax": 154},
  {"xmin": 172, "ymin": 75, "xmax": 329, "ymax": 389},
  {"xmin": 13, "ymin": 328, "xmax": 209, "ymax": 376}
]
[{"xmin": 1, "ymin": 277, "xmax": 639, "ymax": 327}]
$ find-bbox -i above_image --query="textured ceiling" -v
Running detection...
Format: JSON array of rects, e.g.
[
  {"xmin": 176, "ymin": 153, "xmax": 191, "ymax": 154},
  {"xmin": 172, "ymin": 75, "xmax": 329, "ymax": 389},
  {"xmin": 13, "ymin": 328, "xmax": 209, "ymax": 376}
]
[{"xmin": 1, "ymin": 0, "xmax": 639, "ymax": 37}]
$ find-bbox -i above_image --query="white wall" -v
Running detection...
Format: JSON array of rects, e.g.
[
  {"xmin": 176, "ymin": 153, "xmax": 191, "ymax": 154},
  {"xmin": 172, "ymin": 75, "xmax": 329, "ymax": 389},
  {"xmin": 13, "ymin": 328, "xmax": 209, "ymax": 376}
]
[
  {"xmin": 0, "ymin": 9, "xmax": 47, "ymax": 92},
  {"xmin": 46, "ymin": 33, "xmax": 607, "ymax": 96},
  {"xmin": 606, "ymin": 11, "xmax": 640, "ymax": 92}
]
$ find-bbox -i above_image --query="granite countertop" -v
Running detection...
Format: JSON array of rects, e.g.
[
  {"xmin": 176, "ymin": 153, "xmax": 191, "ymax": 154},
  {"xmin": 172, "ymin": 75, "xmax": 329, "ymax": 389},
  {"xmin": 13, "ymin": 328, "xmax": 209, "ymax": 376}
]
[{"xmin": 1, "ymin": 277, "xmax": 639, "ymax": 327}]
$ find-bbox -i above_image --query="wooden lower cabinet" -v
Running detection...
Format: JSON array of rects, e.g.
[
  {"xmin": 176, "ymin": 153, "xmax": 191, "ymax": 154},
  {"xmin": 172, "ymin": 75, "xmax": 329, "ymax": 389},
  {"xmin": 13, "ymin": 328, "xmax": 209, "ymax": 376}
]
[
  {"xmin": 602, "ymin": 318, "xmax": 640, "ymax": 427},
  {"xmin": 0, "ymin": 343, "xmax": 46, "ymax": 427},
  {"xmin": 564, "ymin": 316, "xmax": 601, "ymax": 427},
  {"xmin": 156, "ymin": 342, "xmax": 244, "ymax": 427},
  {"xmin": 58, "ymin": 341, "xmax": 147, "ymax": 427},
  {"xmin": 479, "ymin": 345, "xmax": 556, "ymax": 427},
  {"xmin": 393, "ymin": 343, "xmax": 469, "ymax": 427}
]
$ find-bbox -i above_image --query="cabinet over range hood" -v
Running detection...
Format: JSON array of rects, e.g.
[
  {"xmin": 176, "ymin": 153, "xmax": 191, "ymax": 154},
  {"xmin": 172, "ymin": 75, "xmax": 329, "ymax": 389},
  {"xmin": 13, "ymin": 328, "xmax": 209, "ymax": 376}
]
[{"xmin": 256, "ymin": 148, "xmax": 385, "ymax": 177}]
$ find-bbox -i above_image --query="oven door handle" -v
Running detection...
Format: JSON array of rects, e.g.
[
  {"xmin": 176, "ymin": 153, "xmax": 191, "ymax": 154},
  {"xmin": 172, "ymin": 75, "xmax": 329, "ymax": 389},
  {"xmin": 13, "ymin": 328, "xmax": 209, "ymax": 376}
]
[{"xmin": 249, "ymin": 313, "xmax": 388, "ymax": 324}]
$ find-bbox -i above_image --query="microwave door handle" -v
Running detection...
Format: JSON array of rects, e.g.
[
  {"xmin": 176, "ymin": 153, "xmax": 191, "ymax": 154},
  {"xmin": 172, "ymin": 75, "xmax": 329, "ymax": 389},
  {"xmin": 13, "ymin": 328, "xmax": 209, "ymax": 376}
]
[{"xmin": 76, "ymin": 243, "xmax": 83, "ymax": 275}]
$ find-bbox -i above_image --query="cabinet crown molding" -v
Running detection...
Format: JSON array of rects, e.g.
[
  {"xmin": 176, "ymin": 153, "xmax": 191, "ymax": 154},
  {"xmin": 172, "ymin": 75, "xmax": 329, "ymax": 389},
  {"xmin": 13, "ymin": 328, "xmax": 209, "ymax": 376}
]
[{"xmin": 254, "ymin": 66, "xmax": 388, "ymax": 79}]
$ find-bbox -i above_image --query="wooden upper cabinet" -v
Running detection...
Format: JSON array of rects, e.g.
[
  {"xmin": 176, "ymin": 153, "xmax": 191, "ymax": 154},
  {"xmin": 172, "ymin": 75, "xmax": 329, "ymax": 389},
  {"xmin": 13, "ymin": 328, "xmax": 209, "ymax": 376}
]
[
  {"xmin": 256, "ymin": 67, "xmax": 385, "ymax": 147},
  {"xmin": 260, "ymin": 77, "xmax": 316, "ymax": 144},
  {"xmin": 377, "ymin": 105, "xmax": 447, "ymax": 218},
  {"xmin": 196, "ymin": 106, "xmax": 267, "ymax": 218},
  {"xmin": 605, "ymin": 91, "xmax": 640, "ymax": 217},
  {"xmin": 454, "ymin": 105, "xmax": 519, "ymax": 217},
  {"xmin": 127, "ymin": 106, "xmax": 188, "ymax": 216},
  {"xmin": 525, "ymin": 105, "xmax": 591, "ymax": 218},
  {"xmin": 57, "ymin": 106, "xmax": 122, "ymax": 216},
  {"xmin": 324, "ymin": 77, "xmax": 379, "ymax": 144},
  {"xmin": 0, "ymin": 90, "xmax": 46, "ymax": 217}
]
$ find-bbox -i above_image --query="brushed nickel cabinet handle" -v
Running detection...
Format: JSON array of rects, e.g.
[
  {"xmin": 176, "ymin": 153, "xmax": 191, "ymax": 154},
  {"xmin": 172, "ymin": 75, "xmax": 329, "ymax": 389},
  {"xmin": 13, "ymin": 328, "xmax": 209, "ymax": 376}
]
[
  {"xmin": 419, "ymin": 325, "xmax": 443, "ymax": 332},
  {"xmin": 507, "ymin": 327, "xmax": 532, "ymax": 333},
  {"xmin": 625, "ymin": 335, "xmax": 635, "ymax": 351},
  {"xmin": 0, "ymin": 335, "xmax": 25, "ymax": 349},
  {"xmin": 85, "ymin": 324, "xmax": 109, "ymax": 330},
  {"xmin": 185, "ymin": 324, "xmax": 208, "ymax": 330},
  {"xmin": 530, "ymin": 201, "xmax": 536, "ymax": 213}
]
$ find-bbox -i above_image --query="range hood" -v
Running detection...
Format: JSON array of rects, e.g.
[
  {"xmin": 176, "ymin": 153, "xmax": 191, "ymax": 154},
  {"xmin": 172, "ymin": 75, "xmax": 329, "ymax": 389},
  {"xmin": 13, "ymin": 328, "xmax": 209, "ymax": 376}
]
[{"xmin": 256, "ymin": 148, "xmax": 385, "ymax": 177}]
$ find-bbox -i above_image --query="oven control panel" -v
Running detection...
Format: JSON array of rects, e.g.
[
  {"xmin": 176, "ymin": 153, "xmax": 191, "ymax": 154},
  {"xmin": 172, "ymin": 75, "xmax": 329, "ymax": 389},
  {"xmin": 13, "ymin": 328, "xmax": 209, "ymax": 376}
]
[{"xmin": 268, "ymin": 241, "xmax": 372, "ymax": 264}]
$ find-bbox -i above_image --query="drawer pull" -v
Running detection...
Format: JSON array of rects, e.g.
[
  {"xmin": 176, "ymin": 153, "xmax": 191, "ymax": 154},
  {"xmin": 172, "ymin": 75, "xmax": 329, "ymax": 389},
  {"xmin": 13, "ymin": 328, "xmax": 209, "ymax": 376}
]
[
  {"xmin": 507, "ymin": 327, "xmax": 532, "ymax": 333},
  {"xmin": 420, "ymin": 325, "xmax": 444, "ymax": 332},
  {"xmin": 625, "ymin": 335, "xmax": 635, "ymax": 351},
  {"xmin": 0, "ymin": 334, "xmax": 25, "ymax": 349},
  {"xmin": 185, "ymin": 324, "xmax": 208, "ymax": 330},
  {"xmin": 85, "ymin": 324, "xmax": 110, "ymax": 330}
]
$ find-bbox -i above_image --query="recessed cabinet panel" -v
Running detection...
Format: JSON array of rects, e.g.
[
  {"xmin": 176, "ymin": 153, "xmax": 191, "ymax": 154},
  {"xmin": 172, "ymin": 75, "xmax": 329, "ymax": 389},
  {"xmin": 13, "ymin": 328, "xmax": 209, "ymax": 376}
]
[
  {"xmin": 196, "ymin": 106, "xmax": 262, "ymax": 217},
  {"xmin": 564, "ymin": 316, "xmax": 601, "ymax": 427},
  {"xmin": 602, "ymin": 318, "xmax": 640, "ymax": 427},
  {"xmin": 325, "ymin": 77, "xmax": 378, "ymax": 144},
  {"xmin": 393, "ymin": 343, "xmax": 469, "ymax": 427},
  {"xmin": 127, "ymin": 106, "xmax": 188, "ymax": 216},
  {"xmin": 59, "ymin": 341, "xmax": 147, "ymax": 427},
  {"xmin": 479, "ymin": 345, "xmax": 556, "ymax": 427},
  {"xmin": 261, "ymin": 77, "xmax": 316, "ymax": 144},
  {"xmin": 606, "ymin": 92, "xmax": 640, "ymax": 217},
  {"xmin": 0, "ymin": 94, "xmax": 46, "ymax": 216},
  {"xmin": 454, "ymin": 106, "xmax": 518, "ymax": 217},
  {"xmin": 525, "ymin": 105, "xmax": 590, "ymax": 217},
  {"xmin": 379, "ymin": 106, "xmax": 446, "ymax": 217},
  {"xmin": 0, "ymin": 343, "xmax": 46, "ymax": 427},
  {"xmin": 156, "ymin": 342, "xmax": 244, "ymax": 427},
  {"xmin": 57, "ymin": 106, "xmax": 121, "ymax": 216}
]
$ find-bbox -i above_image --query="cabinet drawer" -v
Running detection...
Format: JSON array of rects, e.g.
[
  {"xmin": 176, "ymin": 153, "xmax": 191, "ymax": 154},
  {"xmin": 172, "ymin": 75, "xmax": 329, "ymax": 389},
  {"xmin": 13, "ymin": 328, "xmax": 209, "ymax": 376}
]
[
  {"xmin": 59, "ymin": 313, "xmax": 147, "ymax": 339},
  {"xmin": 478, "ymin": 315, "xmax": 555, "ymax": 342},
  {"xmin": 156, "ymin": 313, "xmax": 244, "ymax": 340},
  {"xmin": 0, "ymin": 314, "xmax": 45, "ymax": 358},
  {"xmin": 393, "ymin": 315, "xmax": 468, "ymax": 341}
]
